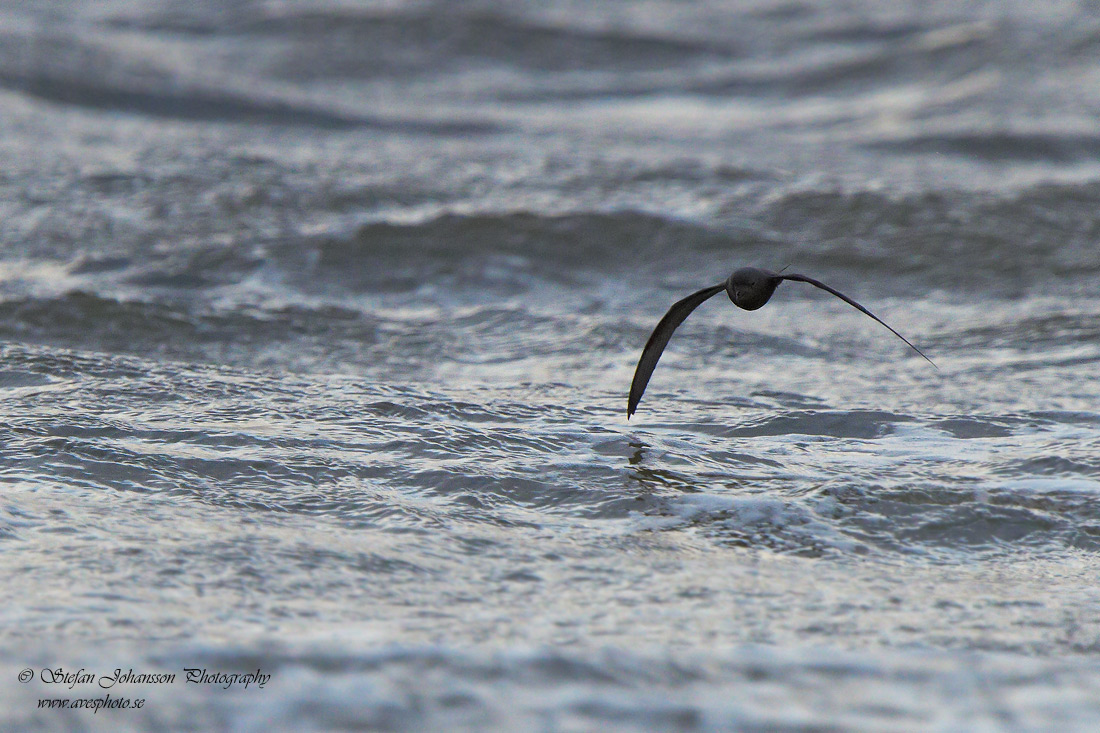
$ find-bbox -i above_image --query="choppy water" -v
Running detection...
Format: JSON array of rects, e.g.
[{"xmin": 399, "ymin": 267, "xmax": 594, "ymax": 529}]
[{"xmin": 3, "ymin": 0, "xmax": 1100, "ymax": 730}]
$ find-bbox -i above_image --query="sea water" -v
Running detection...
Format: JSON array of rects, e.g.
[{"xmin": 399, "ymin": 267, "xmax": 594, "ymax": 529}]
[{"xmin": 3, "ymin": 0, "xmax": 1100, "ymax": 729}]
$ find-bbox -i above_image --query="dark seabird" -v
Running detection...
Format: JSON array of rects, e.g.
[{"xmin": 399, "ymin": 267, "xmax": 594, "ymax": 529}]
[{"xmin": 627, "ymin": 267, "xmax": 936, "ymax": 418}]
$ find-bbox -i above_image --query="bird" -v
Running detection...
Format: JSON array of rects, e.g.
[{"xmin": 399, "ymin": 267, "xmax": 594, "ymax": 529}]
[{"xmin": 627, "ymin": 266, "xmax": 936, "ymax": 418}]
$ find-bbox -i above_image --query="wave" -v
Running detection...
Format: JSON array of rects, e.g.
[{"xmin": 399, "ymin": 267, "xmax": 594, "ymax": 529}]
[
  {"xmin": 287, "ymin": 185, "xmax": 1100, "ymax": 299},
  {"xmin": 12, "ymin": 176, "xmax": 1100, "ymax": 308}
]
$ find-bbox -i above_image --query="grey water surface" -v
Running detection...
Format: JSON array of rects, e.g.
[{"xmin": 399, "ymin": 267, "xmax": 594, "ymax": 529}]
[{"xmin": 3, "ymin": 0, "xmax": 1100, "ymax": 730}]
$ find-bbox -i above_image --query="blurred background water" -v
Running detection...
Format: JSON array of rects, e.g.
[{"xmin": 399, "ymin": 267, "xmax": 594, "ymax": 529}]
[{"xmin": 3, "ymin": 0, "xmax": 1100, "ymax": 729}]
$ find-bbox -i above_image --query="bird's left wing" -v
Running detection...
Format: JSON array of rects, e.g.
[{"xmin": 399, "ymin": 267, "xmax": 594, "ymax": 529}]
[
  {"xmin": 780, "ymin": 273, "xmax": 936, "ymax": 368},
  {"xmin": 628, "ymin": 284, "xmax": 725, "ymax": 417}
]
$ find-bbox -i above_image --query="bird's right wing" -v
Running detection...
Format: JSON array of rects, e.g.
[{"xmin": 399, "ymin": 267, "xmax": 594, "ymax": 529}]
[{"xmin": 628, "ymin": 284, "xmax": 725, "ymax": 418}]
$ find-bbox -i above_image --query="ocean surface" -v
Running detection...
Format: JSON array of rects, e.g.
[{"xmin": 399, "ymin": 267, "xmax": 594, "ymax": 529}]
[{"xmin": 3, "ymin": 0, "xmax": 1100, "ymax": 729}]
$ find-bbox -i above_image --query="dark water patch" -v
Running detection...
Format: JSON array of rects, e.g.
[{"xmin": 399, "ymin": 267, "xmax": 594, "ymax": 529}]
[
  {"xmin": 927, "ymin": 417, "xmax": 1018, "ymax": 439},
  {"xmin": 1029, "ymin": 410, "xmax": 1100, "ymax": 426},
  {"xmin": 0, "ymin": 69, "xmax": 347, "ymax": 129},
  {"xmin": 798, "ymin": 18, "xmax": 928, "ymax": 44},
  {"xmin": 0, "ymin": 368, "xmax": 55, "ymax": 389},
  {"xmin": 0, "ymin": 292, "xmax": 383, "ymax": 368},
  {"xmin": 0, "ymin": 68, "xmax": 495, "ymax": 133},
  {"xmin": 721, "ymin": 409, "xmax": 912, "ymax": 439},
  {"xmin": 865, "ymin": 132, "xmax": 1100, "ymax": 163},
  {"xmin": 750, "ymin": 389, "xmax": 830, "ymax": 410},
  {"xmin": 749, "ymin": 2, "xmax": 816, "ymax": 22},
  {"xmin": 290, "ymin": 210, "xmax": 755, "ymax": 294},
  {"xmin": 109, "ymin": 7, "xmax": 735, "ymax": 78}
]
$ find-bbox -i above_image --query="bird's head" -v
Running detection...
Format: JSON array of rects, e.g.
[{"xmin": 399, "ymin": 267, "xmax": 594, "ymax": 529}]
[{"xmin": 725, "ymin": 267, "xmax": 781, "ymax": 310}]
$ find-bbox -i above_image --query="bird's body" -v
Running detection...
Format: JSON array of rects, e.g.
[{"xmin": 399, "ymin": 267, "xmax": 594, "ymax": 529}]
[
  {"xmin": 627, "ymin": 267, "xmax": 935, "ymax": 418},
  {"xmin": 724, "ymin": 267, "xmax": 781, "ymax": 310}
]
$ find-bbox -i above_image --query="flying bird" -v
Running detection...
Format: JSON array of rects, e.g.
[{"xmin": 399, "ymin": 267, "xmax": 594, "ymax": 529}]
[{"xmin": 627, "ymin": 267, "xmax": 936, "ymax": 418}]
